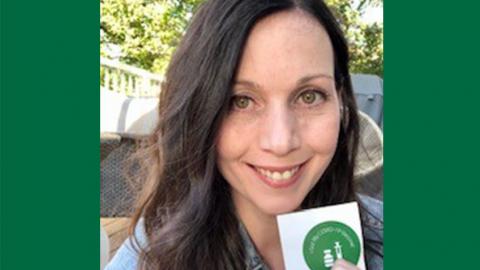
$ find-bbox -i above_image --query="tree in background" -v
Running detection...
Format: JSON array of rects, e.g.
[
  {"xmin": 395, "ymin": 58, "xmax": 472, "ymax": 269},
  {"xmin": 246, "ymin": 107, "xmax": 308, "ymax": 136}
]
[
  {"xmin": 325, "ymin": 0, "xmax": 383, "ymax": 76},
  {"xmin": 101, "ymin": 0, "xmax": 203, "ymax": 73},
  {"xmin": 101, "ymin": 0, "xmax": 383, "ymax": 76}
]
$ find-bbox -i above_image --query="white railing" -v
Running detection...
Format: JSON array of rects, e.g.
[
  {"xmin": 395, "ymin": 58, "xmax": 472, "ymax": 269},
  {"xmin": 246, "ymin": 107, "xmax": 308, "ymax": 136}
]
[{"xmin": 100, "ymin": 57, "xmax": 163, "ymax": 97}]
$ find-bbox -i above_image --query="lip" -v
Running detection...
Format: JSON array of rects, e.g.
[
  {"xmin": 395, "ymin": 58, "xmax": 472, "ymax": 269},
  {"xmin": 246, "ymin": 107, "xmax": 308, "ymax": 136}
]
[{"xmin": 247, "ymin": 161, "xmax": 307, "ymax": 189}]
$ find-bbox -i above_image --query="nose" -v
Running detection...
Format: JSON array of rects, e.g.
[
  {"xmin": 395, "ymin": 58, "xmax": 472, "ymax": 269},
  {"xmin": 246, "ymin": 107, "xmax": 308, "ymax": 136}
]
[{"xmin": 259, "ymin": 105, "xmax": 301, "ymax": 156}]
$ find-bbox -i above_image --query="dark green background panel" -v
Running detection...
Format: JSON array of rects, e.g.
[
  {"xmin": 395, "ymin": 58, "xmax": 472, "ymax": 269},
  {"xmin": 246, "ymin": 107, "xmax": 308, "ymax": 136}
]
[
  {"xmin": 1, "ymin": 1, "xmax": 99, "ymax": 269},
  {"xmin": 386, "ymin": 1, "xmax": 480, "ymax": 269}
]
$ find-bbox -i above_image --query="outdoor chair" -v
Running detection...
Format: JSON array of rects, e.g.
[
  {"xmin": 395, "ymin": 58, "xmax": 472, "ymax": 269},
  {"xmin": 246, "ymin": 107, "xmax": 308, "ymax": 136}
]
[
  {"xmin": 354, "ymin": 111, "xmax": 383, "ymax": 200},
  {"xmin": 351, "ymin": 74, "xmax": 383, "ymax": 130},
  {"xmin": 100, "ymin": 134, "xmax": 139, "ymax": 217},
  {"xmin": 100, "ymin": 89, "xmax": 158, "ymax": 217},
  {"xmin": 352, "ymin": 74, "xmax": 383, "ymax": 200}
]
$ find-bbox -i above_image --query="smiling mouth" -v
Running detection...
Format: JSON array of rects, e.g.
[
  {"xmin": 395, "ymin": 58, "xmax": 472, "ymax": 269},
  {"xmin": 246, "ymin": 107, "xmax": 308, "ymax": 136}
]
[
  {"xmin": 247, "ymin": 161, "xmax": 307, "ymax": 188},
  {"xmin": 256, "ymin": 166, "xmax": 300, "ymax": 181}
]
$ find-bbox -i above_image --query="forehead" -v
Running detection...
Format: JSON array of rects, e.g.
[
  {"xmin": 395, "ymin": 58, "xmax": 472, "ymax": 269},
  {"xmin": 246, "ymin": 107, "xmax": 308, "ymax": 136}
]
[{"xmin": 236, "ymin": 9, "xmax": 334, "ymax": 86}]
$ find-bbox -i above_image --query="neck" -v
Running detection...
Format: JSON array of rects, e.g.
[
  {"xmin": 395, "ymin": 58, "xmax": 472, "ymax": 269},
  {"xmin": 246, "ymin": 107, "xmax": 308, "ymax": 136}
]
[{"xmin": 234, "ymin": 196, "xmax": 285, "ymax": 270}]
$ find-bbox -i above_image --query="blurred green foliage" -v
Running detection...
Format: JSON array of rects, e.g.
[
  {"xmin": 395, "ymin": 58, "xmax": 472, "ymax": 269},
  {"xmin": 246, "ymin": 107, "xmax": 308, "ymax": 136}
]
[
  {"xmin": 100, "ymin": 0, "xmax": 203, "ymax": 73},
  {"xmin": 325, "ymin": 0, "xmax": 383, "ymax": 76},
  {"xmin": 101, "ymin": 0, "xmax": 383, "ymax": 76}
]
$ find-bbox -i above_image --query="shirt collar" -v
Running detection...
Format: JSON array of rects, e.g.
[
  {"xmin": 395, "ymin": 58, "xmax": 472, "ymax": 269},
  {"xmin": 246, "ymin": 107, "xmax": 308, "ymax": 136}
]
[{"xmin": 238, "ymin": 222, "xmax": 271, "ymax": 270}]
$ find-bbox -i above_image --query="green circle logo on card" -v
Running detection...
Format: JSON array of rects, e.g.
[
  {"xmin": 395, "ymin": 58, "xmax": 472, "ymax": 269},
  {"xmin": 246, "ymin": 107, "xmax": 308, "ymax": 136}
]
[{"xmin": 303, "ymin": 221, "xmax": 361, "ymax": 270}]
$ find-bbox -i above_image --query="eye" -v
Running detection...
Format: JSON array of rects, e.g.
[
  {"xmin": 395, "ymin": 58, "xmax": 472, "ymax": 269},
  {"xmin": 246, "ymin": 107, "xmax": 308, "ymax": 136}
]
[
  {"xmin": 297, "ymin": 89, "xmax": 326, "ymax": 106},
  {"xmin": 231, "ymin": 95, "xmax": 253, "ymax": 110}
]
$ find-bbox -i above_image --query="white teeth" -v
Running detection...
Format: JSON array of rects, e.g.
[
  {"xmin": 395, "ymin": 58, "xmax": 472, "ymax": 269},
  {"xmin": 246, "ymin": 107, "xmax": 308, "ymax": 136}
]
[
  {"xmin": 256, "ymin": 166, "xmax": 299, "ymax": 181},
  {"xmin": 282, "ymin": 170, "xmax": 292, "ymax": 179}
]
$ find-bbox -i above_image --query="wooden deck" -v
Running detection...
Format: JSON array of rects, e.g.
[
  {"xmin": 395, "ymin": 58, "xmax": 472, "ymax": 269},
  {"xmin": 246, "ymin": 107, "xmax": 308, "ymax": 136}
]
[{"xmin": 101, "ymin": 218, "xmax": 131, "ymax": 259}]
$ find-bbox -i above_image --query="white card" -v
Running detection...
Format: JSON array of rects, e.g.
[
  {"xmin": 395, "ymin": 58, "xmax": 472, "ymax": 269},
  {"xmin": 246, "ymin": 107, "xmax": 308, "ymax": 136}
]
[{"xmin": 277, "ymin": 202, "xmax": 366, "ymax": 270}]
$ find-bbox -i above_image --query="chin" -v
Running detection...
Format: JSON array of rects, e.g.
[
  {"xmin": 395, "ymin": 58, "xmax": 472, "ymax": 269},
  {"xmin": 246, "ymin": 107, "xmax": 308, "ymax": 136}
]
[{"xmin": 258, "ymin": 197, "xmax": 303, "ymax": 216}]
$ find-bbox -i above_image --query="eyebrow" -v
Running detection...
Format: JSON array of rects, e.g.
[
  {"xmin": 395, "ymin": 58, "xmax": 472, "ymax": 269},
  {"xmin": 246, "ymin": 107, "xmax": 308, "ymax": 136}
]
[
  {"xmin": 297, "ymin": 73, "xmax": 334, "ymax": 85},
  {"xmin": 234, "ymin": 73, "xmax": 334, "ymax": 90}
]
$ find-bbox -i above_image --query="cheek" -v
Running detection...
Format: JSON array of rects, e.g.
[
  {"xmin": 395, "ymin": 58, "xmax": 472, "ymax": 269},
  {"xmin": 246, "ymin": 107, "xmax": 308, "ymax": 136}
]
[
  {"xmin": 216, "ymin": 119, "xmax": 253, "ymax": 195},
  {"xmin": 300, "ymin": 113, "xmax": 341, "ymax": 153},
  {"xmin": 216, "ymin": 117, "xmax": 257, "ymax": 172}
]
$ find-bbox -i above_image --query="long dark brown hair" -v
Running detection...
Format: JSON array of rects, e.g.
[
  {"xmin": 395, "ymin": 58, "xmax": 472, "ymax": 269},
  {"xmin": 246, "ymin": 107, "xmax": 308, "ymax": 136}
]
[{"xmin": 129, "ymin": 0, "xmax": 359, "ymax": 269}]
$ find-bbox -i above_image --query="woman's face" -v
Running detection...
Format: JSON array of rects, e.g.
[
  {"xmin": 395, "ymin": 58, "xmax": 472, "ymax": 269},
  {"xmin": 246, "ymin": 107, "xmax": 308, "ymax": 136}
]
[{"xmin": 216, "ymin": 10, "xmax": 341, "ymax": 217}]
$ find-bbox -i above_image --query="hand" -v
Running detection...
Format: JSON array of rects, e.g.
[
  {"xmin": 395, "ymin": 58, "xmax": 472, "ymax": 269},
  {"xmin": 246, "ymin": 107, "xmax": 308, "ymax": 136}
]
[{"xmin": 331, "ymin": 259, "xmax": 361, "ymax": 270}]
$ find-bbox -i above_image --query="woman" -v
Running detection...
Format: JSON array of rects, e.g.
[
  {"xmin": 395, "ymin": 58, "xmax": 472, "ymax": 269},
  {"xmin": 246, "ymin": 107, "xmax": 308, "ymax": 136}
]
[{"xmin": 105, "ymin": 0, "xmax": 383, "ymax": 269}]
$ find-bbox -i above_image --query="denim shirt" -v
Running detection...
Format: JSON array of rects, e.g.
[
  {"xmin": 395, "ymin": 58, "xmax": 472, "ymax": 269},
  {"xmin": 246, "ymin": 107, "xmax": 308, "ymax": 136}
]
[{"xmin": 104, "ymin": 194, "xmax": 383, "ymax": 270}]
